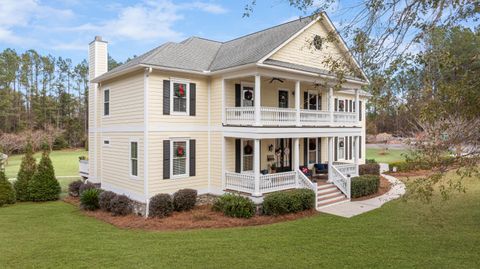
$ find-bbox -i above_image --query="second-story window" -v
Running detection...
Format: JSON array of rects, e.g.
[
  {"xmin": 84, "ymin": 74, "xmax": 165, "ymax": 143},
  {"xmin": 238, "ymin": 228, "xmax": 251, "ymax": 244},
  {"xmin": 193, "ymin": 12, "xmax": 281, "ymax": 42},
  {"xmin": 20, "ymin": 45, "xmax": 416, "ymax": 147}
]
[
  {"xmin": 104, "ymin": 89, "xmax": 110, "ymax": 116},
  {"xmin": 172, "ymin": 81, "xmax": 188, "ymax": 113}
]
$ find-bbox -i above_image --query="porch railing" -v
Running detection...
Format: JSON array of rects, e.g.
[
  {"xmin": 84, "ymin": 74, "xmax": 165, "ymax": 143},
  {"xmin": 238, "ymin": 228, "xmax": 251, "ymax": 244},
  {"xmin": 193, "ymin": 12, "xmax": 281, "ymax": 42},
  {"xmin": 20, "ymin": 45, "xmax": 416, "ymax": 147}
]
[
  {"xmin": 333, "ymin": 111, "xmax": 357, "ymax": 123},
  {"xmin": 225, "ymin": 171, "xmax": 306, "ymax": 195},
  {"xmin": 300, "ymin": 109, "xmax": 330, "ymax": 125},
  {"xmin": 225, "ymin": 107, "xmax": 255, "ymax": 125},
  {"xmin": 260, "ymin": 171, "xmax": 297, "ymax": 193},
  {"xmin": 225, "ymin": 172, "xmax": 255, "ymax": 193},
  {"xmin": 333, "ymin": 162, "xmax": 357, "ymax": 176},
  {"xmin": 261, "ymin": 107, "xmax": 296, "ymax": 126},
  {"xmin": 330, "ymin": 164, "xmax": 351, "ymax": 199}
]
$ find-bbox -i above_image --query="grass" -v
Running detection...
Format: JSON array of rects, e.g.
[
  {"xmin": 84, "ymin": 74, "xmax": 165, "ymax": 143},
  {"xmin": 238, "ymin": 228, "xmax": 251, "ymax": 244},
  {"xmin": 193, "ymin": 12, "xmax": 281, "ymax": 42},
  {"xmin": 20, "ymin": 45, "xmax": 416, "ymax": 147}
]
[
  {"xmin": 0, "ymin": 170, "xmax": 479, "ymax": 268},
  {"xmin": 366, "ymin": 148, "xmax": 408, "ymax": 163},
  {"xmin": 4, "ymin": 149, "xmax": 87, "ymax": 179}
]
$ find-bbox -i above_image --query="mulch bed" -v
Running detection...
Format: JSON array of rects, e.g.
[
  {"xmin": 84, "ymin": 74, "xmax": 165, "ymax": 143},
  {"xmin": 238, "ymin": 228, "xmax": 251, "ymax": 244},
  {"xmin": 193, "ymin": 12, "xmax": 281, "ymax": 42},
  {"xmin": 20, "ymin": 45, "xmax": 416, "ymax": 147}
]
[
  {"xmin": 63, "ymin": 196, "xmax": 318, "ymax": 231},
  {"xmin": 351, "ymin": 175, "xmax": 392, "ymax": 201}
]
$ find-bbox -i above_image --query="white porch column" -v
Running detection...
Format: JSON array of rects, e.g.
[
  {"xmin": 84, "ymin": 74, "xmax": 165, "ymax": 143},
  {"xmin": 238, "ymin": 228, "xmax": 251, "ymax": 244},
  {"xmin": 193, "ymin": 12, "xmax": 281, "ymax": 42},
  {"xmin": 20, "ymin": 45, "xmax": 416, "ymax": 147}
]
[
  {"xmin": 221, "ymin": 136, "xmax": 226, "ymax": 190},
  {"xmin": 221, "ymin": 78, "xmax": 226, "ymax": 125},
  {"xmin": 328, "ymin": 136, "xmax": 334, "ymax": 182},
  {"xmin": 354, "ymin": 135, "xmax": 359, "ymax": 175},
  {"xmin": 254, "ymin": 75, "xmax": 261, "ymax": 126},
  {"xmin": 293, "ymin": 137, "xmax": 300, "ymax": 187},
  {"xmin": 295, "ymin": 80, "xmax": 301, "ymax": 126},
  {"xmin": 355, "ymin": 89, "xmax": 360, "ymax": 124},
  {"xmin": 253, "ymin": 139, "xmax": 261, "ymax": 196},
  {"xmin": 328, "ymin": 87, "xmax": 334, "ymax": 124}
]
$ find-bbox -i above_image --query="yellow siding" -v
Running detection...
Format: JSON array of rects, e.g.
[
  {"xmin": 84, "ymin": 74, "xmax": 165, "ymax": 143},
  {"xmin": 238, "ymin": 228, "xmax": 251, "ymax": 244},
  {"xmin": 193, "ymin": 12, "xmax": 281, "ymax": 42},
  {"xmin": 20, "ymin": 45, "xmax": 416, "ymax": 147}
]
[{"xmin": 210, "ymin": 132, "xmax": 223, "ymax": 189}]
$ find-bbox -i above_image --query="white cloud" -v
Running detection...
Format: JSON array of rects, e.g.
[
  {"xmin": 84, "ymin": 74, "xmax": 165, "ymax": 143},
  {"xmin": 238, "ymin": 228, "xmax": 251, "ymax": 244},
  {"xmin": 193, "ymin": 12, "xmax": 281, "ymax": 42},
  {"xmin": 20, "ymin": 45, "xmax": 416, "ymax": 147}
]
[{"xmin": 186, "ymin": 1, "xmax": 227, "ymax": 14}]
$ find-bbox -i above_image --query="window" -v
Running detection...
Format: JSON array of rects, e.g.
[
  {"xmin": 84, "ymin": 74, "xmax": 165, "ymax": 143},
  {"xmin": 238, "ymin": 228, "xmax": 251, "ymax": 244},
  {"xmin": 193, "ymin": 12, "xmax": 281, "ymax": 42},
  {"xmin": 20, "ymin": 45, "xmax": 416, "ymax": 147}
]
[
  {"xmin": 172, "ymin": 81, "xmax": 189, "ymax": 114},
  {"xmin": 104, "ymin": 89, "xmax": 110, "ymax": 116},
  {"xmin": 313, "ymin": 35, "xmax": 323, "ymax": 50},
  {"xmin": 242, "ymin": 83, "xmax": 254, "ymax": 107},
  {"xmin": 242, "ymin": 140, "xmax": 254, "ymax": 172},
  {"xmin": 308, "ymin": 138, "xmax": 317, "ymax": 164},
  {"xmin": 172, "ymin": 140, "xmax": 188, "ymax": 177},
  {"xmin": 338, "ymin": 99, "xmax": 345, "ymax": 112},
  {"xmin": 337, "ymin": 137, "xmax": 345, "ymax": 160},
  {"xmin": 130, "ymin": 141, "xmax": 138, "ymax": 177}
]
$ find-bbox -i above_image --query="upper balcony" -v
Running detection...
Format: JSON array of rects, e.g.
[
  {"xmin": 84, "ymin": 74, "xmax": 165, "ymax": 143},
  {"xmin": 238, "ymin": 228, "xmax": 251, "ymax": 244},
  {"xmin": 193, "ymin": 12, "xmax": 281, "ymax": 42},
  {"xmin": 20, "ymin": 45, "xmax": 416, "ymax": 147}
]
[{"xmin": 221, "ymin": 74, "xmax": 363, "ymax": 128}]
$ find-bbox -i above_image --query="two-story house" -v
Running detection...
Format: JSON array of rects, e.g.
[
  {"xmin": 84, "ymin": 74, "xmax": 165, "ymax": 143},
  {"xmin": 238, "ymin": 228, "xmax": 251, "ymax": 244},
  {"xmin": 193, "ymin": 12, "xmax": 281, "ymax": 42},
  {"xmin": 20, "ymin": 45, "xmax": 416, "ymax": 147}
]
[{"xmin": 84, "ymin": 13, "xmax": 370, "ymax": 216}]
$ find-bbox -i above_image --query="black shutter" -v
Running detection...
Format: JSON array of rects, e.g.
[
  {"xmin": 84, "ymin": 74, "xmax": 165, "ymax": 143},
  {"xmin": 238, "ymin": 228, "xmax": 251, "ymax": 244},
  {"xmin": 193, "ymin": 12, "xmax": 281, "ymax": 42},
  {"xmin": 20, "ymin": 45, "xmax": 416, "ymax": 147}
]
[
  {"xmin": 349, "ymin": 100, "xmax": 353, "ymax": 112},
  {"xmin": 189, "ymin": 139, "xmax": 196, "ymax": 176},
  {"xmin": 334, "ymin": 98, "xmax": 338, "ymax": 111},
  {"xmin": 235, "ymin": 84, "xmax": 241, "ymax": 107},
  {"xmin": 303, "ymin": 138, "xmax": 308, "ymax": 165},
  {"xmin": 235, "ymin": 139, "xmax": 241, "ymax": 173},
  {"xmin": 359, "ymin": 101, "xmax": 362, "ymax": 121},
  {"xmin": 163, "ymin": 80, "xmax": 170, "ymax": 115},
  {"xmin": 317, "ymin": 138, "xmax": 322, "ymax": 163},
  {"xmin": 334, "ymin": 137, "xmax": 338, "ymax": 161},
  {"xmin": 163, "ymin": 140, "xmax": 170, "ymax": 179},
  {"xmin": 189, "ymin": 83, "xmax": 196, "ymax": 116},
  {"xmin": 359, "ymin": 136, "xmax": 362, "ymax": 159},
  {"xmin": 304, "ymin": 92, "xmax": 308, "ymax": 109},
  {"xmin": 349, "ymin": 136, "xmax": 353, "ymax": 160}
]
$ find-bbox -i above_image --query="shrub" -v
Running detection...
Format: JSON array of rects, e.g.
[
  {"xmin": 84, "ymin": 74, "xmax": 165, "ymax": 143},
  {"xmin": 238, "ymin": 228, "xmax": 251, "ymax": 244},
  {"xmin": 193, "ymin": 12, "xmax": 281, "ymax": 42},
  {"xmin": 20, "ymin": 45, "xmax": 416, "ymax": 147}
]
[
  {"xmin": 366, "ymin": 159, "xmax": 377, "ymax": 164},
  {"xmin": 213, "ymin": 194, "xmax": 255, "ymax": 219},
  {"xmin": 149, "ymin": 194, "xmax": 173, "ymax": 218},
  {"xmin": 80, "ymin": 188, "xmax": 101, "ymax": 210},
  {"xmin": 173, "ymin": 189, "xmax": 197, "ymax": 211},
  {"xmin": 79, "ymin": 182, "xmax": 97, "ymax": 195},
  {"xmin": 28, "ymin": 149, "xmax": 61, "ymax": 201},
  {"xmin": 68, "ymin": 180, "xmax": 83, "ymax": 197},
  {"xmin": 0, "ymin": 170, "xmax": 16, "ymax": 206},
  {"xmin": 389, "ymin": 161, "xmax": 411, "ymax": 172},
  {"xmin": 351, "ymin": 175, "xmax": 380, "ymax": 198},
  {"xmin": 99, "ymin": 191, "xmax": 117, "ymax": 212},
  {"xmin": 262, "ymin": 189, "xmax": 315, "ymax": 216},
  {"xmin": 359, "ymin": 163, "xmax": 380, "ymax": 175},
  {"xmin": 110, "ymin": 195, "xmax": 132, "ymax": 216},
  {"xmin": 53, "ymin": 135, "xmax": 68, "ymax": 150},
  {"xmin": 14, "ymin": 142, "xmax": 36, "ymax": 201}
]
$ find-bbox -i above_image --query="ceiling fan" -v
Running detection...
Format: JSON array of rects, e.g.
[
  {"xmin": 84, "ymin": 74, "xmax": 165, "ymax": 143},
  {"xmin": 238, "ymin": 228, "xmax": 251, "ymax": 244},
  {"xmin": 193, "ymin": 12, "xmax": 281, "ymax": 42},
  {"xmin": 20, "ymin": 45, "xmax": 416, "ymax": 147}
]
[{"xmin": 269, "ymin": 77, "xmax": 284, "ymax": 83}]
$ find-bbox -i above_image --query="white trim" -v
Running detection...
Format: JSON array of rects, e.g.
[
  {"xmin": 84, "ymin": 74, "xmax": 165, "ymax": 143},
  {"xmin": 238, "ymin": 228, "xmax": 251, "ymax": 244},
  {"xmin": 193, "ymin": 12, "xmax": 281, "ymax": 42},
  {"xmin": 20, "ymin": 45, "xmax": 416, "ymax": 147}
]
[
  {"xmin": 170, "ymin": 138, "xmax": 190, "ymax": 179},
  {"xmin": 170, "ymin": 78, "xmax": 190, "ymax": 115},
  {"xmin": 223, "ymin": 127, "xmax": 362, "ymax": 139},
  {"xmin": 129, "ymin": 138, "xmax": 140, "ymax": 179},
  {"xmin": 143, "ymin": 68, "xmax": 151, "ymax": 216}
]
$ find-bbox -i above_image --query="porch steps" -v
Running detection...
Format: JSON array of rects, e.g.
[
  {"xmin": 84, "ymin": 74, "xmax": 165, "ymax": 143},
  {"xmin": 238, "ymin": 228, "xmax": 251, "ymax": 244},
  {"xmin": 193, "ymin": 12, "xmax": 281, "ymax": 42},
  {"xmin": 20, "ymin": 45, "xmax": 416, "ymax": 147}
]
[{"xmin": 316, "ymin": 183, "xmax": 348, "ymax": 209}]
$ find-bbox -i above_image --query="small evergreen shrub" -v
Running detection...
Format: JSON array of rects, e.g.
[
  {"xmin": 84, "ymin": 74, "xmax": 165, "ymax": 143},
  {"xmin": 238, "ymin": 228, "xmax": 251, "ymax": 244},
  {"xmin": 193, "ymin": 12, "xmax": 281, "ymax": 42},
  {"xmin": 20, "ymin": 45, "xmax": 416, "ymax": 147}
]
[
  {"xmin": 351, "ymin": 175, "xmax": 380, "ymax": 198},
  {"xmin": 99, "ymin": 191, "xmax": 116, "ymax": 212},
  {"xmin": 149, "ymin": 194, "xmax": 173, "ymax": 218},
  {"xmin": 173, "ymin": 189, "xmax": 197, "ymax": 211},
  {"xmin": 262, "ymin": 189, "xmax": 315, "ymax": 216},
  {"xmin": 389, "ymin": 161, "xmax": 411, "ymax": 172},
  {"xmin": 366, "ymin": 159, "xmax": 377, "ymax": 164},
  {"xmin": 14, "ymin": 142, "xmax": 36, "ymax": 201},
  {"xmin": 28, "ymin": 148, "xmax": 61, "ymax": 201},
  {"xmin": 359, "ymin": 163, "xmax": 380, "ymax": 175},
  {"xmin": 79, "ymin": 182, "xmax": 97, "ymax": 195},
  {"xmin": 68, "ymin": 180, "xmax": 83, "ymax": 197},
  {"xmin": 110, "ymin": 195, "xmax": 132, "ymax": 216},
  {"xmin": 0, "ymin": 170, "xmax": 16, "ymax": 206},
  {"xmin": 80, "ymin": 188, "xmax": 101, "ymax": 210},
  {"xmin": 212, "ymin": 194, "xmax": 255, "ymax": 218}
]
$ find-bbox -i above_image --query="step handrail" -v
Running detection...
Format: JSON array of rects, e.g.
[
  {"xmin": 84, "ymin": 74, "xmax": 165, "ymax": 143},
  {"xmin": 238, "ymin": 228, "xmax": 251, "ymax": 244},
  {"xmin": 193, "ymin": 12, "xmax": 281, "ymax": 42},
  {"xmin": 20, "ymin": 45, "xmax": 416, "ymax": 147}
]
[{"xmin": 330, "ymin": 165, "xmax": 351, "ymax": 199}]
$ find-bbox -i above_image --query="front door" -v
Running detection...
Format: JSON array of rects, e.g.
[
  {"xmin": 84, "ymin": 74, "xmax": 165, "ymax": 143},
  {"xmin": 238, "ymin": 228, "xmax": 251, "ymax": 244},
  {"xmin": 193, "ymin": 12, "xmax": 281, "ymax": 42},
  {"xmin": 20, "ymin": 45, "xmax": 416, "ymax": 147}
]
[
  {"xmin": 275, "ymin": 138, "xmax": 292, "ymax": 172},
  {"xmin": 278, "ymin": 90, "xmax": 289, "ymax": 108}
]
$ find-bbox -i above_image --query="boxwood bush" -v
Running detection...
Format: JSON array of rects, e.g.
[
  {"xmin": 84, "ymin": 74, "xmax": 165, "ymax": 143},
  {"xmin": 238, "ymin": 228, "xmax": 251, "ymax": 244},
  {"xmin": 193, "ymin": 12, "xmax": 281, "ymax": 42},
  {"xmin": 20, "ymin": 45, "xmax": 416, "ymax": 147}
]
[
  {"xmin": 173, "ymin": 189, "xmax": 197, "ymax": 212},
  {"xmin": 99, "ymin": 191, "xmax": 117, "ymax": 212},
  {"xmin": 149, "ymin": 193, "xmax": 173, "ymax": 218},
  {"xmin": 110, "ymin": 194, "xmax": 132, "ymax": 216},
  {"xmin": 359, "ymin": 163, "xmax": 380, "ymax": 175},
  {"xmin": 80, "ymin": 188, "xmax": 101, "ymax": 211},
  {"xmin": 213, "ymin": 194, "xmax": 256, "ymax": 218},
  {"xmin": 351, "ymin": 175, "xmax": 380, "ymax": 198},
  {"xmin": 68, "ymin": 180, "xmax": 83, "ymax": 197},
  {"xmin": 262, "ymin": 189, "xmax": 315, "ymax": 216}
]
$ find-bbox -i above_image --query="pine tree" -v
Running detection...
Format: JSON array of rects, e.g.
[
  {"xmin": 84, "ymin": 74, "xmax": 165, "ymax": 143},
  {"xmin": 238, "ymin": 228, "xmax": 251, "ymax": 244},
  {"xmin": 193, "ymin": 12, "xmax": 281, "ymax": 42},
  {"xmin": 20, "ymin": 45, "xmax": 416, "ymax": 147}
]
[
  {"xmin": 28, "ymin": 146, "xmax": 61, "ymax": 201},
  {"xmin": 14, "ymin": 142, "xmax": 37, "ymax": 201},
  {"xmin": 0, "ymin": 170, "xmax": 16, "ymax": 206}
]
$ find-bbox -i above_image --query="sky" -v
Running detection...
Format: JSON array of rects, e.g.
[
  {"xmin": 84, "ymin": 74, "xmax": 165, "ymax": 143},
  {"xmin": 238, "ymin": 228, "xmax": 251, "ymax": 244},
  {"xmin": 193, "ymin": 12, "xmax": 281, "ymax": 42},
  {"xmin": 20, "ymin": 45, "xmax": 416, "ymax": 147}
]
[{"xmin": 0, "ymin": 0, "xmax": 354, "ymax": 64}]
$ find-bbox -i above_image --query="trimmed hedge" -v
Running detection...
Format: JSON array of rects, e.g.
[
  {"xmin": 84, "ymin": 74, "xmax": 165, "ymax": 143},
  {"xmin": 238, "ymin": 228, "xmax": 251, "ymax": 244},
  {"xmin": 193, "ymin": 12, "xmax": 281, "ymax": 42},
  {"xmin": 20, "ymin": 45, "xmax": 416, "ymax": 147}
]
[
  {"xmin": 68, "ymin": 180, "xmax": 83, "ymax": 197},
  {"xmin": 0, "ymin": 170, "xmax": 16, "ymax": 206},
  {"xmin": 351, "ymin": 175, "xmax": 380, "ymax": 198},
  {"xmin": 359, "ymin": 163, "xmax": 380, "ymax": 175},
  {"xmin": 149, "ymin": 194, "xmax": 173, "ymax": 218},
  {"xmin": 262, "ymin": 189, "xmax": 315, "ymax": 216},
  {"xmin": 80, "ymin": 188, "xmax": 101, "ymax": 210},
  {"xmin": 173, "ymin": 189, "xmax": 197, "ymax": 212},
  {"xmin": 213, "ymin": 194, "xmax": 256, "ymax": 219},
  {"xmin": 99, "ymin": 191, "xmax": 116, "ymax": 212},
  {"xmin": 110, "ymin": 195, "xmax": 132, "ymax": 216}
]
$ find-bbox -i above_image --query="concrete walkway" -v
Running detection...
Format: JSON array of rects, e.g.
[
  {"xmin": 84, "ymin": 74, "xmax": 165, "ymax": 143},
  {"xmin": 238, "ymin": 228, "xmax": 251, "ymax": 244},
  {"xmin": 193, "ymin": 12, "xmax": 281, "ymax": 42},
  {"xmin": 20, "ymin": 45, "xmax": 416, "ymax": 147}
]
[{"xmin": 318, "ymin": 173, "xmax": 406, "ymax": 218}]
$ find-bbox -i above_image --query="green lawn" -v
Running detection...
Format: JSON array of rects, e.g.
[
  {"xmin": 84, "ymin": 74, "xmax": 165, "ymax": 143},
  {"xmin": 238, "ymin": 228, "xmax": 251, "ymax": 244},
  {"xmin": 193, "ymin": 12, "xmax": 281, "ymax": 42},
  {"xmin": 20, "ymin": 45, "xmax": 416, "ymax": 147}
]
[
  {"xmin": 0, "ymin": 170, "xmax": 479, "ymax": 268},
  {"xmin": 4, "ymin": 149, "xmax": 87, "ymax": 179},
  {"xmin": 366, "ymin": 148, "xmax": 408, "ymax": 163}
]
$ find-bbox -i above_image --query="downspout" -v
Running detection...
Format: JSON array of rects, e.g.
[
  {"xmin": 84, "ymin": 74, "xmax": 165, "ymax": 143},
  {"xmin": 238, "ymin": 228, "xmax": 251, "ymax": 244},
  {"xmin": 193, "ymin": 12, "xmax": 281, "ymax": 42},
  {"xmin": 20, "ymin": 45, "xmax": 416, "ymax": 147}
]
[{"xmin": 144, "ymin": 67, "xmax": 152, "ymax": 217}]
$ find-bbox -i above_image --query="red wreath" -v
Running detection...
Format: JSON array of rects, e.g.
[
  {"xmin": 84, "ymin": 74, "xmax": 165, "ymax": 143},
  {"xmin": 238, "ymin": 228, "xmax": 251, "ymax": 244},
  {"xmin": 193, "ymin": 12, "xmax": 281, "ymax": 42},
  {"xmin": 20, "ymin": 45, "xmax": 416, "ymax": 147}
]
[
  {"xmin": 175, "ymin": 84, "xmax": 186, "ymax": 97},
  {"xmin": 176, "ymin": 146, "xmax": 185, "ymax": 157}
]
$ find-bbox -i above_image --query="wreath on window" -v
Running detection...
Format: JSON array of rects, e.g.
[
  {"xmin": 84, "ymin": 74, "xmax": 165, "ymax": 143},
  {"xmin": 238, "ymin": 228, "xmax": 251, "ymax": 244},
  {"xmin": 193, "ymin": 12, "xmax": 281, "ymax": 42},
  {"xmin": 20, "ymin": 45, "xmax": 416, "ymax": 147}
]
[
  {"xmin": 244, "ymin": 144, "xmax": 253, "ymax": 155},
  {"xmin": 339, "ymin": 101, "xmax": 345, "ymax": 110},
  {"xmin": 309, "ymin": 141, "xmax": 316, "ymax": 151},
  {"xmin": 244, "ymin": 89, "xmax": 253, "ymax": 101},
  {"xmin": 175, "ymin": 84, "xmax": 186, "ymax": 98},
  {"xmin": 339, "ymin": 141, "xmax": 344, "ymax": 148},
  {"xmin": 176, "ymin": 146, "xmax": 185, "ymax": 157}
]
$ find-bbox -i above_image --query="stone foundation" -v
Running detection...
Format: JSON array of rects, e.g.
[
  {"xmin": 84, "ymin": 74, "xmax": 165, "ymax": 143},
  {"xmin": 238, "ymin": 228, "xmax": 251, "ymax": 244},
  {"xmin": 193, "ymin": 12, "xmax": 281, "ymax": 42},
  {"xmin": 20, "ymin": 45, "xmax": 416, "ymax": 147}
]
[
  {"xmin": 196, "ymin": 194, "xmax": 219, "ymax": 206},
  {"xmin": 131, "ymin": 200, "xmax": 147, "ymax": 216}
]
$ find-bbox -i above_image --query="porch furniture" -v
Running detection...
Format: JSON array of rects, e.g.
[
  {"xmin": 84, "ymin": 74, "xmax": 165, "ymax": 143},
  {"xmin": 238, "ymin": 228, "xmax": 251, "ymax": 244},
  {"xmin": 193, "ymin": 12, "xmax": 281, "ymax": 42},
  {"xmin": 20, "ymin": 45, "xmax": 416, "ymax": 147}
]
[
  {"xmin": 314, "ymin": 163, "xmax": 328, "ymax": 174},
  {"xmin": 299, "ymin": 166, "xmax": 312, "ymax": 178}
]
